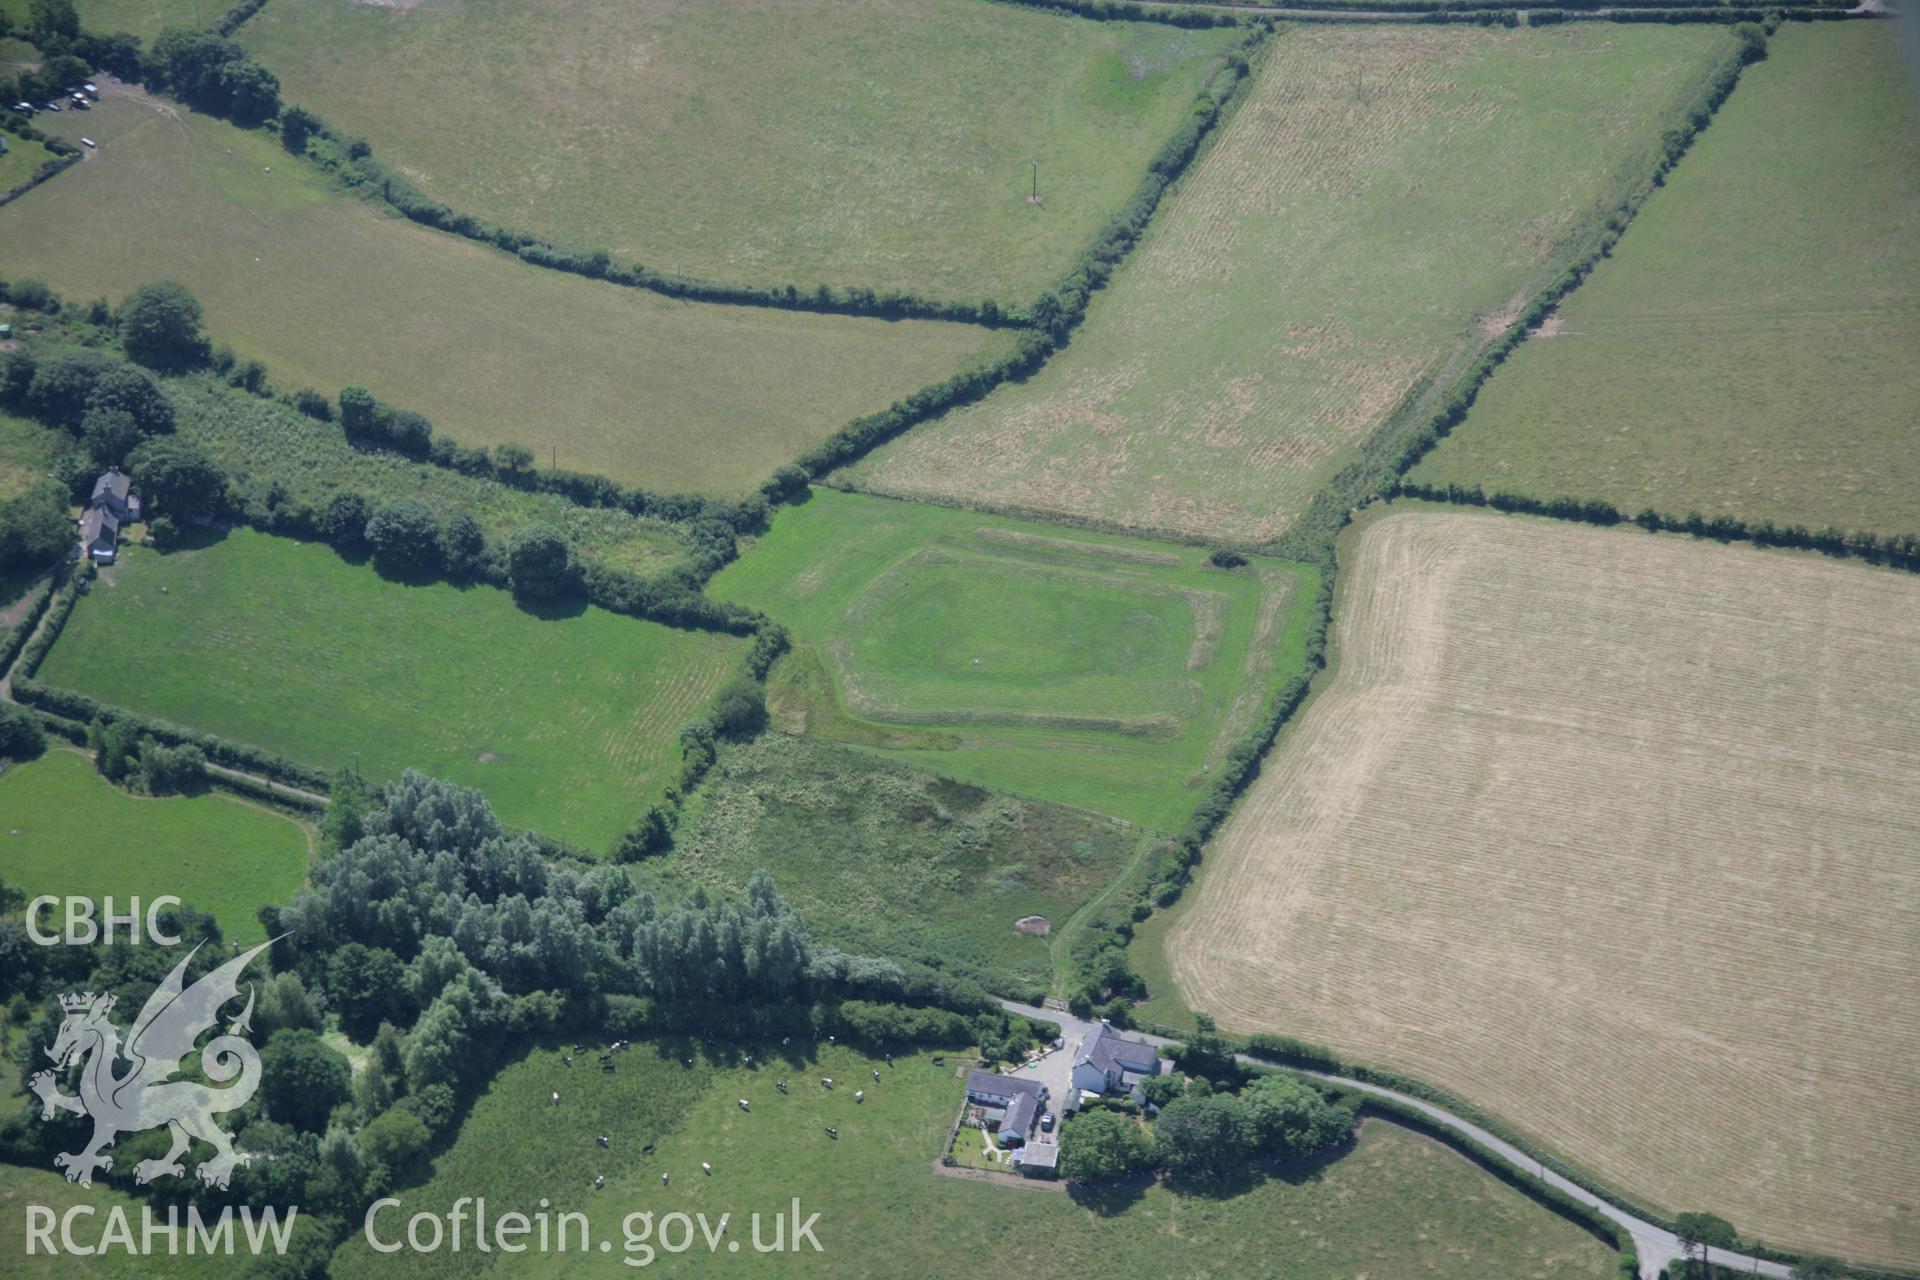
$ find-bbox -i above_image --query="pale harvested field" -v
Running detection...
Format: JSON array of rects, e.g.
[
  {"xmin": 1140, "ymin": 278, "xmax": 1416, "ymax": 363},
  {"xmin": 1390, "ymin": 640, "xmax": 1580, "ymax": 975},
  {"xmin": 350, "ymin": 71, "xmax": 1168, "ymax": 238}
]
[
  {"xmin": 842, "ymin": 24, "xmax": 1732, "ymax": 543},
  {"xmin": 1168, "ymin": 510, "xmax": 1920, "ymax": 1267}
]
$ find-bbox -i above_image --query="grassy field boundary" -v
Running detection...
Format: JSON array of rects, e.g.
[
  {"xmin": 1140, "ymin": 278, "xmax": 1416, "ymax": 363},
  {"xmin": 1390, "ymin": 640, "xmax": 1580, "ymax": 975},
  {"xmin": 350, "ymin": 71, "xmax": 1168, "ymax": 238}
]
[
  {"xmin": 0, "ymin": 149, "xmax": 79, "ymax": 208},
  {"xmin": 987, "ymin": 0, "xmax": 1249, "ymax": 26},
  {"xmin": 794, "ymin": 21, "xmax": 1270, "ymax": 485},
  {"xmin": 212, "ymin": 0, "xmax": 271, "ymax": 37},
  {"xmin": 278, "ymin": 110, "xmax": 1022, "ymax": 328},
  {"xmin": 1160, "ymin": 0, "xmax": 1847, "ymax": 10},
  {"xmin": 1395, "ymin": 481, "xmax": 1920, "ymax": 573},
  {"xmin": 1264, "ymin": 15, "xmax": 1764, "ymax": 564},
  {"xmin": 271, "ymin": 22, "xmax": 1270, "ymax": 554}
]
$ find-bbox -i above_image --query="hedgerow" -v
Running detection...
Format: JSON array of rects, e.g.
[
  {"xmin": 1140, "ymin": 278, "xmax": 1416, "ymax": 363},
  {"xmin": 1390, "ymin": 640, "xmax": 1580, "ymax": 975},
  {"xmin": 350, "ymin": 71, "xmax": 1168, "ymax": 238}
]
[
  {"xmin": 285, "ymin": 116, "xmax": 1016, "ymax": 327},
  {"xmin": 1395, "ymin": 482, "xmax": 1920, "ymax": 572},
  {"xmin": 1269, "ymin": 18, "xmax": 1766, "ymax": 565},
  {"xmin": 13, "ymin": 678, "xmax": 331, "ymax": 792}
]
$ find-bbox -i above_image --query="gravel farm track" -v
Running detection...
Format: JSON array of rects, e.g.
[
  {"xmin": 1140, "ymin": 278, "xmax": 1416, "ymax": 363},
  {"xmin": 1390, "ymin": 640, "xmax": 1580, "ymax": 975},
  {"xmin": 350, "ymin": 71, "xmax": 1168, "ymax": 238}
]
[{"xmin": 1167, "ymin": 510, "xmax": 1920, "ymax": 1269}]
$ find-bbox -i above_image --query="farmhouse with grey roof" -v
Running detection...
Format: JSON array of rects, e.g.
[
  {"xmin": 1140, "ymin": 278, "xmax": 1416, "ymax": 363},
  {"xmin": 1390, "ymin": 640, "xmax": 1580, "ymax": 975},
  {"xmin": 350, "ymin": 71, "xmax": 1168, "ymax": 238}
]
[
  {"xmin": 965, "ymin": 1069, "xmax": 1046, "ymax": 1147},
  {"xmin": 1070, "ymin": 1021, "xmax": 1161, "ymax": 1098},
  {"xmin": 77, "ymin": 468, "xmax": 140, "ymax": 564}
]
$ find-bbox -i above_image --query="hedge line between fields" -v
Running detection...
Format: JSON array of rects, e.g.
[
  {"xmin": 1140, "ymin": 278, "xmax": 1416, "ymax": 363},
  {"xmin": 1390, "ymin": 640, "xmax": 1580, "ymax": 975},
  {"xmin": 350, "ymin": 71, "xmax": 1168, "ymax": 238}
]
[
  {"xmin": 0, "ymin": 571, "xmax": 59, "ymax": 678},
  {"xmin": 1157, "ymin": 0, "xmax": 1849, "ymax": 10},
  {"xmin": 7, "ymin": 555, "xmax": 332, "ymax": 793},
  {"xmin": 281, "ymin": 116, "xmax": 1019, "ymax": 326},
  {"xmin": 0, "ymin": 150, "xmax": 83, "ymax": 210},
  {"xmin": 796, "ymin": 23, "xmax": 1270, "ymax": 482},
  {"xmin": 985, "ymin": 0, "xmax": 1250, "ymax": 26},
  {"xmin": 1533, "ymin": 5, "xmax": 1873, "ymax": 22},
  {"xmin": 1266, "ymin": 17, "xmax": 1764, "ymax": 564},
  {"xmin": 211, "ymin": 0, "xmax": 271, "ymax": 36},
  {"xmin": 1059, "ymin": 561, "xmax": 1333, "ymax": 1011},
  {"xmin": 1395, "ymin": 482, "xmax": 1920, "ymax": 572},
  {"xmin": 15, "ymin": 676, "xmax": 334, "ymax": 793}
]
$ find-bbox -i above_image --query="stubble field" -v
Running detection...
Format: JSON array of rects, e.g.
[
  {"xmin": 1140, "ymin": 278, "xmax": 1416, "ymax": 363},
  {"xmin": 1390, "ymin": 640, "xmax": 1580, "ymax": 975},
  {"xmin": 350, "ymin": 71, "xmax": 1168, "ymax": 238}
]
[
  {"xmin": 237, "ymin": 0, "xmax": 1240, "ymax": 304},
  {"xmin": 1410, "ymin": 24, "xmax": 1920, "ymax": 539},
  {"xmin": 35, "ymin": 530, "xmax": 747, "ymax": 850},
  {"xmin": 1166, "ymin": 509, "xmax": 1920, "ymax": 1267},
  {"xmin": 4, "ymin": 91, "xmax": 1004, "ymax": 495},
  {"xmin": 841, "ymin": 23, "xmax": 1734, "ymax": 544}
]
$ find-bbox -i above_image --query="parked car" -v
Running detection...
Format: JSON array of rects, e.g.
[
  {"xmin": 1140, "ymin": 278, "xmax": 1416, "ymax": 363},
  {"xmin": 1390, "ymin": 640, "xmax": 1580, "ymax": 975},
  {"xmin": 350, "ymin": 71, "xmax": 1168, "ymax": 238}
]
[
  {"xmin": 1039, "ymin": 1111, "xmax": 1055, "ymax": 1133},
  {"xmin": 43, "ymin": 100, "xmax": 61, "ymax": 111},
  {"xmin": 11, "ymin": 102, "xmax": 33, "ymax": 115},
  {"xmin": 80, "ymin": 137, "xmax": 96, "ymax": 149}
]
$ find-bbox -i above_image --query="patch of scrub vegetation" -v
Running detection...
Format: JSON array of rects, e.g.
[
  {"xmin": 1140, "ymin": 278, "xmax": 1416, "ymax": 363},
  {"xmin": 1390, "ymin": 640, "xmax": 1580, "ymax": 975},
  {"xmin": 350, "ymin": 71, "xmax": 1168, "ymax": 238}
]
[
  {"xmin": 1410, "ymin": 23, "xmax": 1920, "ymax": 539},
  {"xmin": 34, "ymin": 530, "xmax": 748, "ymax": 849},
  {"xmin": 171, "ymin": 379, "xmax": 693, "ymax": 579},
  {"xmin": 672, "ymin": 733, "xmax": 1144, "ymax": 991},
  {"xmin": 0, "ymin": 747, "xmax": 309, "ymax": 944},
  {"xmin": 339, "ymin": 1039, "xmax": 1618, "ymax": 1280},
  {"xmin": 843, "ymin": 23, "xmax": 1736, "ymax": 543},
  {"xmin": 237, "ymin": 0, "xmax": 1239, "ymax": 304},
  {"xmin": 706, "ymin": 490, "xmax": 1317, "ymax": 830},
  {"xmin": 4, "ymin": 92, "xmax": 1008, "ymax": 496},
  {"xmin": 0, "ymin": 407, "xmax": 67, "ymax": 501}
]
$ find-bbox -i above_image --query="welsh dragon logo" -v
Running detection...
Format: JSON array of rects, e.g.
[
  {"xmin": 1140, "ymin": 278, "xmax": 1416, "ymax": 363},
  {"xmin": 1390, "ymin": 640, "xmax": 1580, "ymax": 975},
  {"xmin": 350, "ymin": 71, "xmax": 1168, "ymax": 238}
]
[{"xmin": 30, "ymin": 939, "xmax": 273, "ymax": 1191}]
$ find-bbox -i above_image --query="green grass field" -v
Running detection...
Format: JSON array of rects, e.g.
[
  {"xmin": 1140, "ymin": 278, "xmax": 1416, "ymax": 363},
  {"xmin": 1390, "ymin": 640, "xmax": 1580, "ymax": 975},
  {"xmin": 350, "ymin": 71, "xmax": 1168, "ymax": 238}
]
[
  {"xmin": 0, "ymin": 1163, "xmax": 235, "ymax": 1280},
  {"xmin": 0, "ymin": 748, "xmax": 310, "ymax": 943},
  {"xmin": 673, "ymin": 733, "xmax": 1145, "ymax": 990},
  {"xmin": 0, "ymin": 128, "xmax": 58, "ymax": 194},
  {"xmin": 169, "ymin": 378, "xmax": 692, "ymax": 579},
  {"xmin": 73, "ymin": 0, "xmax": 206, "ymax": 40},
  {"xmin": 0, "ymin": 408, "xmax": 67, "ymax": 501},
  {"xmin": 237, "ymin": 0, "xmax": 1239, "ymax": 304},
  {"xmin": 35, "ymin": 530, "xmax": 748, "ymax": 848},
  {"xmin": 331, "ymin": 1039, "xmax": 1618, "ymax": 1280},
  {"xmin": 842, "ymin": 24, "xmax": 1735, "ymax": 544},
  {"xmin": 1409, "ymin": 24, "xmax": 1920, "ymax": 538},
  {"xmin": 2, "ymin": 92, "xmax": 1005, "ymax": 496},
  {"xmin": 706, "ymin": 490, "xmax": 1317, "ymax": 830}
]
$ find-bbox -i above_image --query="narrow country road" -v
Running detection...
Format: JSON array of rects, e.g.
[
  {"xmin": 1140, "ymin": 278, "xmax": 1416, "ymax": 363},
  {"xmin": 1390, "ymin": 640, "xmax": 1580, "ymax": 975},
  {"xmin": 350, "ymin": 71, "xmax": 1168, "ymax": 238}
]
[{"xmin": 999, "ymin": 999, "xmax": 1793, "ymax": 1280}]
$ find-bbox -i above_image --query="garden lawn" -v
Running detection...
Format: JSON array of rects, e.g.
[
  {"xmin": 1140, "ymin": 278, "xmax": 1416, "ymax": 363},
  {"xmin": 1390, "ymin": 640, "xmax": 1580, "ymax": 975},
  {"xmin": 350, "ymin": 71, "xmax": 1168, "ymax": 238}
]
[
  {"xmin": 34, "ymin": 530, "xmax": 748, "ymax": 849},
  {"xmin": 333, "ymin": 1040, "xmax": 1619, "ymax": 1279},
  {"xmin": 843, "ymin": 23, "xmax": 1736, "ymax": 545},
  {"xmin": 238, "ymin": 0, "xmax": 1240, "ymax": 304},
  {"xmin": 4, "ymin": 90, "xmax": 1005, "ymax": 496},
  {"xmin": 1409, "ymin": 23, "xmax": 1920, "ymax": 538},
  {"xmin": 706, "ymin": 490, "xmax": 1318, "ymax": 830},
  {"xmin": 0, "ymin": 748, "xmax": 309, "ymax": 944},
  {"xmin": 672, "ymin": 733, "xmax": 1146, "ymax": 992}
]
